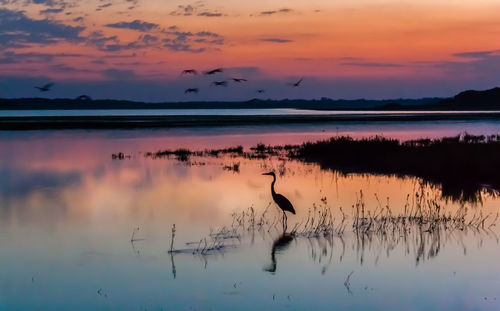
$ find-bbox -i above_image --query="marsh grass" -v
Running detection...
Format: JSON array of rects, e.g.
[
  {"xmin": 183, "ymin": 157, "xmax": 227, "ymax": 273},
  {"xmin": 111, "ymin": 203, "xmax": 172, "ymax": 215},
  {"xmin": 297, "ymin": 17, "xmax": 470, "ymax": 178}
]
[
  {"xmin": 145, "ymin": 146, "xmax": 244, "ymax": 161},
  {"xmin": 112, "ymin": 152, "xmax": 131, "ymax": 160},
  {"xmin": 223, "ymin": 162, "xmax": 240, "ymax": 173},
  {"xmin": 142, "ymin": 133, "xmax": 500, "ymax": 202},
  {"xmin": 290, "ymin": 134, "xmax": 500, "ymax": 202},
  {"xmin": 168, "ymin": 188, "xmax": 498, "ymax": 270}
]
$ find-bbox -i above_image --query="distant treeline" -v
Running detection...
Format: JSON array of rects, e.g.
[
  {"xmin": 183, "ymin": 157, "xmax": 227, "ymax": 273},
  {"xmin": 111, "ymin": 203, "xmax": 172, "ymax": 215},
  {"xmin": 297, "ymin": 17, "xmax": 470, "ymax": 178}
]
[
  {"xmin": 0, "ymin": 97, "xmax": 441, "ymax": 110},
  {"xmin": 1, "ymin": 86, "xmax": 499, "ymax": 110}
]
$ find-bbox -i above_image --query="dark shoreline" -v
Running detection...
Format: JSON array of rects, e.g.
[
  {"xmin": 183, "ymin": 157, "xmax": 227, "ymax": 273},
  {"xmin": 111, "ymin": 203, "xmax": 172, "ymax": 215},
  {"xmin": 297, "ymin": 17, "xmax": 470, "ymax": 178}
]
[
  {"xmin": 3, "ymin": 112, "xmax": 500, "ymax": 130},
  {"xmin": 290, "ymin": 135, "xmax": 500, "ymax": 202}
]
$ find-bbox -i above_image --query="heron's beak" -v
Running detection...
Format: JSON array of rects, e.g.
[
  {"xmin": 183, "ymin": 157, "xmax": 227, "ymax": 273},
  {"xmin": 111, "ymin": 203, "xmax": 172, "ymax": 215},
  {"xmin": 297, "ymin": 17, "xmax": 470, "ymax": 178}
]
[{"xmin": 262, "ymin": 172, "xmax": 271, "ymax": 176}]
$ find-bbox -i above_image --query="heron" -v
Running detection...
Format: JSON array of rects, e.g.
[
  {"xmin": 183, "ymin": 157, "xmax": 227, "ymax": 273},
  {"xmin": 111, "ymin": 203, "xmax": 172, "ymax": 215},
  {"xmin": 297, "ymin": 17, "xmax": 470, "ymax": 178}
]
[
  {"xmin": 204, "ymin": 68, "xmax": 223, "ymax": 75},
  {"xmin": 184, "ymin": 88, "xmax": 199, "ymax": 94},
  {"xmin": 34, "ymin": 82, "xmax": 54, "ymax": 92},
  {"xmin": 288, "ymin": 78, "xmax": 303, "ymax": 87},
  {"xmin": 262, "ymin": 171, "xmax": 296, "ymax": 228},
  {"xmin": 181, "ymin": 69, "xmax": 198, "ymax": 75}
]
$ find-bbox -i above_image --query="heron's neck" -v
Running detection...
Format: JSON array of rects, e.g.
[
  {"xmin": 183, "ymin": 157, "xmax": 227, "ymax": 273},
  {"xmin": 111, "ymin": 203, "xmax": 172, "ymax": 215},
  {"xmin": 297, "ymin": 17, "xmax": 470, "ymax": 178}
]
[{"xmin": 271, "ymin": 176, "xmax": 276, "ymax": 196}]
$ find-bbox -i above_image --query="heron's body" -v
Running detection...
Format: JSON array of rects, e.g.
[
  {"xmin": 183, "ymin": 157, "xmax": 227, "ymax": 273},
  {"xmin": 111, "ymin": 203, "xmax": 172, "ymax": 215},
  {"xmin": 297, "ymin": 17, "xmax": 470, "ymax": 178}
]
[
  {"xmin": 270, "ymin": 181, "xmax": 295, "ymax": 215},
  {"xmin": 263, "ymin": 172, "xmax": 295, "ymax": 228}
]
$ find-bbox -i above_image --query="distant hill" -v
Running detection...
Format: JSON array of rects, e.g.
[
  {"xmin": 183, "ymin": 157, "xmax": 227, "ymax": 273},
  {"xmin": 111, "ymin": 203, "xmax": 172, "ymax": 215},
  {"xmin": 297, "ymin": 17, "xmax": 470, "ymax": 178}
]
[
  {"xmin": 376, "ymin": 87, "xmax": 500, "ymax": 110},
  {"xmin": 431, "ymin": 87, "xmax": 500, "ymax": 110},
  {"xmin": 0, "ymin": 87, "xmax": 499, "ymax": 110}
]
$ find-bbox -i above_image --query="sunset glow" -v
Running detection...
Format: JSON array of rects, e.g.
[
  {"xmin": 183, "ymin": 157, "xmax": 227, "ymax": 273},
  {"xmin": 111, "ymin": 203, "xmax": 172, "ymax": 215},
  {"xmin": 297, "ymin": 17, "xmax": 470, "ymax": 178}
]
[{"xmin": 1, "ymin": 0, "xmax": 499, "ymax": 100}]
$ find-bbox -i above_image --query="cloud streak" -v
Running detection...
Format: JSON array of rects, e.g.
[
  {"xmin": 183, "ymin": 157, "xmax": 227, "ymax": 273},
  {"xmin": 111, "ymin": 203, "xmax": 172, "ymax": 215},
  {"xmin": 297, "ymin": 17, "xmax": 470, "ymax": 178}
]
[
  {"xmin": 0, "ymin": 51, "xmax": 83, "ymax": 64},
  {"xmin": 340, "ymin": 61, "xmax": 404, "ymax": 68},
  {"xmin": 0, "ymin": 9, "xmax": 85, "ymax": 48},
  {"xmin": 170, "ymin": 2, "xmax": 225, "ymax": 17},
  {"xmin": 86, "ymin": 24, "xmax": 224, "ymax": 53},
  {"xmin": 258, "ymin": 8, "xmax": 293, "ymax": 16},
  {"xmin": 105, "ymin": 20, "xmax": 159, "ymax": 32},
  {"xmin": 453, "ymin": 50, "xmax": 500, "ymax": 59},
  {"xmin": 261, "ymin": 38, "xmax": 293, "ymax": 43}
]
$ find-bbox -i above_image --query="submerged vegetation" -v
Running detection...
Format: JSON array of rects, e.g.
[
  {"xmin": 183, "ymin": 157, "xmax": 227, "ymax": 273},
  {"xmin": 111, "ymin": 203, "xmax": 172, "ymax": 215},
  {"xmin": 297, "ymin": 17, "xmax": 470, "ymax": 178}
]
[{"xmin": 167, "ymin": 191, "xmax": 498, "ymax": 276}]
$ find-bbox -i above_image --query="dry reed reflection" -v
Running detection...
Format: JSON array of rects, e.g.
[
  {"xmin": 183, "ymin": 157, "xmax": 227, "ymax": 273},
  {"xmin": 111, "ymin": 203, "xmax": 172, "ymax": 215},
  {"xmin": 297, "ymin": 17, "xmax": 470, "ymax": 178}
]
[{"xmin": 166, "ymin": 188, "xmax": 498, "ymax": 279}]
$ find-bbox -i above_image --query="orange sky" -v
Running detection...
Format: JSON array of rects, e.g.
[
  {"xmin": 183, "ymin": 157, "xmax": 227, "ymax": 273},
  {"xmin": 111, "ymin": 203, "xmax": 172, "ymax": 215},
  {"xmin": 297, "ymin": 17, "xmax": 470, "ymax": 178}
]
[{"xmin": 0, "ymin": 0, "xmax": 499, "ymax": 100}]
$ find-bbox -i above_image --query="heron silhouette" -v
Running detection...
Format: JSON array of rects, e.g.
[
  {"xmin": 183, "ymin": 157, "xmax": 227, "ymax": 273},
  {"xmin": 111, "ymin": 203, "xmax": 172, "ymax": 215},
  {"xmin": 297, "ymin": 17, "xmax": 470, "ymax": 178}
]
[
  {"xmin": 34, "ymin": 82, "xmax": 54, "ymax": 92},
  {"xmin": 262, "ymin": 172, "xmax": 295, "ymax": 229}
]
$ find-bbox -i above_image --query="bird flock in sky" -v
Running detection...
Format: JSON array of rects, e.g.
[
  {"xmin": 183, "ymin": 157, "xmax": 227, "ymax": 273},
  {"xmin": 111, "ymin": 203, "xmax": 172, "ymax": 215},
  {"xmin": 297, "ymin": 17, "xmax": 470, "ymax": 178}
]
[
  {"xmin": 34, "ymin": 69, "xmax": 304, "ymax": 98},
  {"xmin": 180, "ymin": 67, "xmax": 303, "ymax": 96}
]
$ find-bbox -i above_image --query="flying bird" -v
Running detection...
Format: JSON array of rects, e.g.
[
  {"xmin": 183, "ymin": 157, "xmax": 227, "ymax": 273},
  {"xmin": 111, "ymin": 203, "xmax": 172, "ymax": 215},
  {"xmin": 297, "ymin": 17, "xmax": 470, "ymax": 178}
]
[
  {"xmin": 181, "ymin": 69, "xmax": 198, "ymax": 75},
  {"xmin": 289, "ymin": 78, "xmax": 303, "ymax": 87},
  {"xmin": 212, "ymin": 81, "xmax": 228, "ymax": 87},
  {"xmin": 257, "ymin": 89, "xmax": 265, "ymax": 93},
  {"xmin": 184, "ymin": 88, "xmax": 199, "ymax": 94},
  {"xmin": 231, "ymin": 78, "xmax": 248, "ymax": 83},
  {"xmin": 34, "ymin": 83, "xmax": 54, "ymax": 92},
  {"xmin": 204, "ymin": 68, "xmax": 223, "ymax": 75},
  {"xmin": 262, "ymin": 171, "xmax": 296, "ymax": 229}
]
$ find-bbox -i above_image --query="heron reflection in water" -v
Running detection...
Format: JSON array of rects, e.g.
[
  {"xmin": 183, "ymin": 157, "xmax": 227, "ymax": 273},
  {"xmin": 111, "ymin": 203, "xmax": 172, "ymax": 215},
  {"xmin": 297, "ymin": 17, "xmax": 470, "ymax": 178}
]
[{"xmin": 264, "ymin": 233, "xmax": 294, "ymax": 274}]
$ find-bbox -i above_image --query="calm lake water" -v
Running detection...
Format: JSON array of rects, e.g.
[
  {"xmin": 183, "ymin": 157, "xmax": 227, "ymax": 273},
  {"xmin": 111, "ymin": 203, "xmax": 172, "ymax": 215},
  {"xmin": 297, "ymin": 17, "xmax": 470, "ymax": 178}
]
[{"xmin": 1, "ymin": 123, "xmax": 500, "ymax": 310}]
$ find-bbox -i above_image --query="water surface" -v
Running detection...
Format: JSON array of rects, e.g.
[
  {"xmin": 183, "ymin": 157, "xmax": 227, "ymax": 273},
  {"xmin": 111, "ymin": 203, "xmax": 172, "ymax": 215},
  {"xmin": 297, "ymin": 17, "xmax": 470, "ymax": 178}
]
[{"xmin": 0, "ymin": 127, "xmax": 499, "ymax": 311}]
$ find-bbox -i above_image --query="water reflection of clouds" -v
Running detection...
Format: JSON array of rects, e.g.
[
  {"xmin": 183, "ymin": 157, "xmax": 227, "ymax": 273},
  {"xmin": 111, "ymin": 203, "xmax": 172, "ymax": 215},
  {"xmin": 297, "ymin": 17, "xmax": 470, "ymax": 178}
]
[
  {"xmin": 0, "ymin": 131, "xmax": 499, "ymax": 310},
  {"xmin": 0, "ymin": 168, "xmax": 82, "ymax": 199}
]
